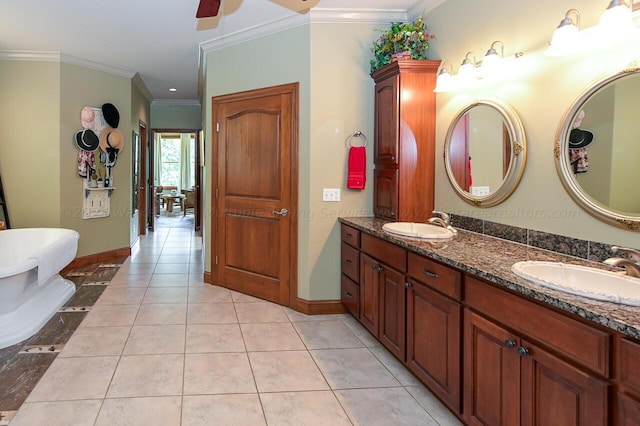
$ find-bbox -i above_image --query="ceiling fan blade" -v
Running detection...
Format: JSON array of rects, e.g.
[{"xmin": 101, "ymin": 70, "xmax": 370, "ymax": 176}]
[{"xmin": 196, "ymin": 0, "xmax": 221, "ymax": 18}]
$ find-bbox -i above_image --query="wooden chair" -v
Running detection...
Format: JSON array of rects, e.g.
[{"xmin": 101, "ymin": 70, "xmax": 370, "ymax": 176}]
[{"xmin": 181, "ymin": 190, "xmax": 196, "ymax": 216}]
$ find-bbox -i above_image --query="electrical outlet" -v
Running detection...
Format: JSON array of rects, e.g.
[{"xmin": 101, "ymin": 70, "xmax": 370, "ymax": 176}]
[{"xmin": 322, "ymin": 188, "xmax": 341, "ymax": 202}]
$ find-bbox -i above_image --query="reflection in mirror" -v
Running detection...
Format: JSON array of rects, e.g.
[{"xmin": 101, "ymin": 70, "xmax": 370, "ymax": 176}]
[
  {"xmin": 555, "ymin": 64, "xmax": 640, "ymax": 230},
  {"xmin": 444, "ymin": 100, "xmax": 526, "ymax": 207}
]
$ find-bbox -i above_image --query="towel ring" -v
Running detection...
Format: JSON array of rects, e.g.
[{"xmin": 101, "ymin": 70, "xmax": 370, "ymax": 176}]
[{"xmin": 347, "ymin": 130, "xmax": 367, "ymax": 148}]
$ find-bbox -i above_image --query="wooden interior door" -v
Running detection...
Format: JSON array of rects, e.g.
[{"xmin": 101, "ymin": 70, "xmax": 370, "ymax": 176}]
[
  {"xmin": 212, "ymin": 83, "xmax": 298, "ymax": 306},
  {"xmin": 137, "ymin": 121, "xmax": 147, "ymax": 235}
]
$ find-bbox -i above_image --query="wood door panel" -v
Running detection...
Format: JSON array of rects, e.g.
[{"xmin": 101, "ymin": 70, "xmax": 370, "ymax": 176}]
[
  {"xmin": 373, "ymin": 168, "xmax": 398, "ymax": 220},
  {"xmin": 225, "ymin": 110, "xmax": 280, "ymax": 199},
  {"xmin": 521, "ymin": 340, "xmax": 608, "ymax": 426},
  {"xmin": 379, "ymin": 265, "xmax": 406, "ymax": 360},
  {"xmin": 374, "ymin": 77, "xmax": 399, "ymax": 164},
  {"xmin": 224, "ymin": 214, "xmax": 280, "ymax": 278},
  {"xmin": 213, "ymin": 83, "xmax": 298, "ymax": 306},
  {"xmin": 360, "ymin": 253, "xmax": 380, "ymax": 337}
]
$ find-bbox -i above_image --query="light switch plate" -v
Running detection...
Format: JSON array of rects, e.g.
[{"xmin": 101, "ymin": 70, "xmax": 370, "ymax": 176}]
[{"xmin": 322, "ymin": 188, "xmax": 341, "ymax": 202}]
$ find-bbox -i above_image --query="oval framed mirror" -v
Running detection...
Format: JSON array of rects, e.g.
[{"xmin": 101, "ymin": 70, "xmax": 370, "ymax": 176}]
[
  {"xmin": 444, "ymin": 99, "xmax": 527, "ymax": 207},
  {"xmin": 554, "ymin": 63, "xmax": 640, "ymax": 231}
]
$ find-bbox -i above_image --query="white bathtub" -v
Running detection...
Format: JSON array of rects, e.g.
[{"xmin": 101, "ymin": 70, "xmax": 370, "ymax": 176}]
[{"xmin": 0, "ymin": 228, "xmax": 79, "ymax": 349}]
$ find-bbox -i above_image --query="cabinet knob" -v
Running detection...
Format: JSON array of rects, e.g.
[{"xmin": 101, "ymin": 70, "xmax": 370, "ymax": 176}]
[
  {"xmin": 505, "ymin": 339, "xmax": 517, "ymax": 349},
  {"xmin": 422, "ymin": 269, "xmax": 439, "ymax": 279},
  {"xmin": 517, "ymin": 346, "xmax": 529, "ymax": 357},
  {"xmin": 372, "ymin": 264, "xmax": 383, "ymax": 272},
  {"xmin": 390, "ymin": 212, "xmax": 395, "ymax": 217},
  {"xmin": 391, "ymin": 156, "xmax": 396, "ymax": 161},
  {"xmin": 404, "ymin": 282, "xmax": 411, "ymax": 288}
]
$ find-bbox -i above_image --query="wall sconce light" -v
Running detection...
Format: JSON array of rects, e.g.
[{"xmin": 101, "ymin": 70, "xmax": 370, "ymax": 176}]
[
  {"xmin": 457, "ymin": 52, "xmax": 478, "ymax": 87},
  {"xmin": 546, "ymin": 1, "xmax": 638, "ymax": 56},
  {"xmin": 599, "ymin": 0, "xmax": 635, "ymax": 36},
  {"xmin": 545, "ymin": 9, "xmax": 580, "ymax": 56},
  {"xmin": 480, "ymin": 41, "xmax": 504, "ymax": 78},
  {"xmin": 434, "ymin": 61, "xmax": 454, "ymax": 93}
]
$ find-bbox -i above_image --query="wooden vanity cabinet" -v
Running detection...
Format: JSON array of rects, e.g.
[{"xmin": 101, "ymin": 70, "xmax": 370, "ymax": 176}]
[
  {"xmin": 464, "ymin": 276, "xmax": 610, "ymax": 426},
  {"xmin": 340, "ymin": 225, "xmax": 360, "ymax": 318},
  {"xmin": 616, "ymin": 337, "xmax": 640, "ymax": 425},
  {"xmin": 406, "ymin": 253, "xmax": 462, "ymax": 414},
  {"xmin": 371, "ymin": 60, "xmax": 440, "ymax": 222}
]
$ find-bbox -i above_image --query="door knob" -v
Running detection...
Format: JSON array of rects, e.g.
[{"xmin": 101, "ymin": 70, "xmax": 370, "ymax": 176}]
[{"xmin": 272, "ymin": 208, "xmax": 288, "ymax": 216}]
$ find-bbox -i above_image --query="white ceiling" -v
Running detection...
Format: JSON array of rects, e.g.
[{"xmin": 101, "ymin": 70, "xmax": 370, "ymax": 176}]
[{"xmin": 0, "ymin": 0, "xmax": 442, "ymax": 102}]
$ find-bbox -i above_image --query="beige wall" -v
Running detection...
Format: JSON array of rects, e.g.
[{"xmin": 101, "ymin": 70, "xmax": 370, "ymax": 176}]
[
  {"xmin": 0, "ymin": 61, "xmax": 62, "ymax": 228},
  {"xmin": 59, "ymin": 63, "xmax": 132, "ymax": 256},
  {"xmin": 428, "ymin": 0, "xmax": 639, "ymax": 247},
  {"xmin": 0, "ymin": 59, "xmax": 140, "ymax": 257},
  {"xmin": 150, "ymin": 103, "xmax": 202, "ymax": 129}
]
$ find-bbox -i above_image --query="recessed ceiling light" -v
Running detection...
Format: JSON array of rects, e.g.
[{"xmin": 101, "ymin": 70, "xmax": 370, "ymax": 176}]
[{"xmin": 169, "ymin": 88, "xmax": 177, "ymax": 92}]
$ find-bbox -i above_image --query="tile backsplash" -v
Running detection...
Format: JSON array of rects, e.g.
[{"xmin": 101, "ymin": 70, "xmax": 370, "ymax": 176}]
[{"xmin": 450, "ymin": 214, "xmax": 634, "ymax": 263}]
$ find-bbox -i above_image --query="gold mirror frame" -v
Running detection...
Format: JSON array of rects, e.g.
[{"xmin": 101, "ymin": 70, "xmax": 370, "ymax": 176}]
[
  {"xmin": 554, "ymin": 63, "xmax": 640, "ymax": 231},
  {"xmin": 444, "ymin": 99, "xmax": 527, "ymax": 207}
]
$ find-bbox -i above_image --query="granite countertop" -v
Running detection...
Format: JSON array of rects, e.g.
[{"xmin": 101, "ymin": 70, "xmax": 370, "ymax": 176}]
[{"xmin": 339, "ymin": 217, "xmax": 640, "ymax": 340}]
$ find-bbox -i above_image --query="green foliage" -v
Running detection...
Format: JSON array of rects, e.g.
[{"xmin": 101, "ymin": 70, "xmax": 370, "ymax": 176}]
[{"xmin": 370, "ymin": 18, "xmax": 435, "ymax": 73}]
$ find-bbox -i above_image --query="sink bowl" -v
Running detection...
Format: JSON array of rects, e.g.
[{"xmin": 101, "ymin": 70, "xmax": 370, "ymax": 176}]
[
  {"xmin": 512, "ymin": 261, "xmax": 640, "ymax": 306},
  {"xmin": 382, "ymin": 222, "xmax": 454, "ymax": 240}
]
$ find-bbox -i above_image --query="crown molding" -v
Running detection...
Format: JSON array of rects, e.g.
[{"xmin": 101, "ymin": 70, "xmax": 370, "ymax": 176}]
[
  {"xmin": 0, "ymin": 50, "xmax": 135, "ymax": 78},
  {"xmin": 132, "ymin": 73, "xmax": 153, "ymax": 102},
  {"xmin": 199, "ymin": 7, "xmax": 413, "ymax": 53},
  {"xmin": 151, "ymin": 99, "xmax": 201, "ymax": 107},
  {"xmin": 407, "ymin": 0, "xmax": 447, "ymax": 21}
]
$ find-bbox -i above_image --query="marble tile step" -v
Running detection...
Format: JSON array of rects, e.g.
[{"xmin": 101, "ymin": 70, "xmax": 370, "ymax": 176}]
[
  {"xmin": 58, "ymin": 306, "xmax": 92, "ymax": 313},
  {"xmin": 88, "ymin": 267, "xmax": 120, "ymax": 282},
  {"xmin": 64, "ymin": 286, "xmax": 106, "ymax": 308},
  {"xmin": 0, "ymin": 353, "xmax": 56, "ymax": 411},
  {"xmin": 25, "ymin": 312, "xmax": 87, "ymax": 346}
]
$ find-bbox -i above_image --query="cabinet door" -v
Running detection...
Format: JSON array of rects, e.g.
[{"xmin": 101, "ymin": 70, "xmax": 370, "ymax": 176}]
[
  {"xmin": 520, "ymin": 339, "xmax": 608, "ymax": 426},
  {"xmin": 407, "ymin": 279, "xmax": 461, "ymax": 414},
  {"xmin": 341, "ymin": 275, "xmax": 359, "ymax": 318},
  {"xmin": 379, "ymin": 265, "xmax": 406, "ymax": 360},
  {"xmin": 373, "ymin": 168, "xmax": 398, "ymax": 220},
  {"xmin": 464, "ymin": 310, "xmax": 520, "ymax": 426},
  {"xmin": 617, "ymin": 392, "xmax": 640, "ymax": 426},
  {"xmin": 360, "ymin": 253, "xmax": 381, "ymax": 337},
  {"xmin": 374, "ymin": 76, "xmax": 399, "ymax": 165}
]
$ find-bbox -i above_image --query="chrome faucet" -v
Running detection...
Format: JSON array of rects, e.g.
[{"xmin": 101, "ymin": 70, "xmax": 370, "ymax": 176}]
[
  {"xmin": 427, "ymin": 211, "xmax": 457, "ymax": 234},
  {"xmin": 604, "ymin": 246, "xmax": 640, "ymax": 278}
]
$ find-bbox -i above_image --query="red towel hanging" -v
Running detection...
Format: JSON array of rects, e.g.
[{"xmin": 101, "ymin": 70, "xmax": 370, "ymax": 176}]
[{"xmin": 347, "ymin": 146, "xmax": 366, "ymax": 190}]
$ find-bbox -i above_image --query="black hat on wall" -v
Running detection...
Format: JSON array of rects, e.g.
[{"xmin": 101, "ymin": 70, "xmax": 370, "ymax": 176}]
[
  {"xmin": 101, "ymin": 103, "xmax": 120, "ymax": 128},
  {"xmin": 569, "ymin": 128, "xmax": 594, "ymax": 149},
  {"xmin": 75, "ymin": 129, "xmax": 99, "ymax": 151}
]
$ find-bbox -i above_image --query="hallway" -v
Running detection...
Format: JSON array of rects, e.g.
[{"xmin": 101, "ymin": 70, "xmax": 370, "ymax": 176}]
[{"xmin": 2, "ymin": 216, "xmax": 461, "ymax": 425}]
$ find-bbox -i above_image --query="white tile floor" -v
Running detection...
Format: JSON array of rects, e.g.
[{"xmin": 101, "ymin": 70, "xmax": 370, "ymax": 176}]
[{"xmin": 9, "ymin": 222, "xmax": 463, "ymax": 426}]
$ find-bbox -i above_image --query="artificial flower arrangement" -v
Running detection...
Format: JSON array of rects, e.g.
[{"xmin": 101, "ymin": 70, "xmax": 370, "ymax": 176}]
[{"xmin": 370, "ymin": 17, "xmax": 435, "ymax": 73}]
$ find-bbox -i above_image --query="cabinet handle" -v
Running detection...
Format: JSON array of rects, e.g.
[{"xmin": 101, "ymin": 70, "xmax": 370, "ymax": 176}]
[
  {"xmin": 517, "ymin": 346, "xmax": 529, "ymax": 357},
  {"xmin": 422, "ymin": 269, "xmax": 439, "ymax": 279},
  {"xmin": 345, "ymin": 259, "xmax": 352, "ymax": 265},
  {"xmin": 346, "ymin": 233, "xmax": 353, "ymax": 238},
  {"xmin": 372, "ymin": 264, "xmax": 383, "ymax": 272},
  {"xmin": 505, "ymin": 339, "xmax": 517, "ymax": 349},
  {"xmin": 344, "ymin": 292, "xmax": 353, "ymax": 299},
  {"xmin": 404, "ymin": 282, "xmax": 412, "ymax": 288}
]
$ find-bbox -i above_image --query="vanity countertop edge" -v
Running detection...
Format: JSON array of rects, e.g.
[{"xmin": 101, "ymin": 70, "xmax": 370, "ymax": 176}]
[{"xmin": 339, "ymin": 216, "xmax": 640, "ymax": 340}]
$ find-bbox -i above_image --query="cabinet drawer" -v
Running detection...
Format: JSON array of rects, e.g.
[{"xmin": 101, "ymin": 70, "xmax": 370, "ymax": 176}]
[
  {"xmin": 341, "ymin": 275, "xmax": 359, "ymax": 318},
  {"xmin": 465, "ymin": 276, "xmax": 610, "ymax": 376},
  {"xmin": 341, "ymin": 242, "xmax": 360, "ymax": 283},
  {"xmin": 341, "ymin": 224, "xmax": 360, "ymax": 248},
  {"xmin": 361, "ymin": 232, "xmax": 406, "ymax": 272},
  {"xmin": 618, "ymin": 337, "xmax": 640, "ymax": 394},
  {"xmin": 408, "ymin": 252, "xmax": 461, "ymax": 300}
]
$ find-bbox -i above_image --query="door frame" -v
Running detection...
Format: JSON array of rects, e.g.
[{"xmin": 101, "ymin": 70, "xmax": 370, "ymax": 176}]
[
  {"xmin": 149, "ymin": 128, "xmax": 202, "ymax": 232},
  {"xmin": 211, "ymin": 82, "xmax": 299, "ymax": 307},
  {"xmin": 137, "ymin": 120, "xmax": 148, "ymax": 235}
]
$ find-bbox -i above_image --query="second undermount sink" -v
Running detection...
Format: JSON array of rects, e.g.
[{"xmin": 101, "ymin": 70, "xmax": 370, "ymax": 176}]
[
  {"xmin": 382, "ymin": 222, "xmax": 455, "ymax": 240},
  {"xmin": 512, "ymin": 261, "xmax": 640, "ymax": 306}
]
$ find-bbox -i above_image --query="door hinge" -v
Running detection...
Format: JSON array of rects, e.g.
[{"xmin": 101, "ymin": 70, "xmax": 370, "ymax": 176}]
[
  {"xmin": 216, "ymin": 122, "xmax": 220, "ymax": 132},
  {"xmin": 215, "ymin": 188, "xmax": 219, "ymax": 199},
  {"xmin": 215, "ymin": 255, "xmax": 219, "ymax": 265}
]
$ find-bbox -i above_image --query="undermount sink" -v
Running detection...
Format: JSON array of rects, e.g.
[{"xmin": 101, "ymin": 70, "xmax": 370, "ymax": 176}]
[
  {"xmin": 512, "ymin": 261, "xmax": 640, "ymax": 306},
  {"xmin": 382, "ymin": 222, "xmax": 455, "ymax": 240}
]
